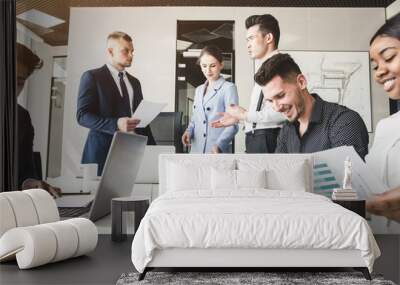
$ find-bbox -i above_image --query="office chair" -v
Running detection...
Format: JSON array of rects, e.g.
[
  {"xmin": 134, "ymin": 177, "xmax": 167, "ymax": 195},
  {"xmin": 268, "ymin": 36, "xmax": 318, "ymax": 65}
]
[{"xmin": 150, "ymin": 112, "xmax": 183, "ymax": 153}]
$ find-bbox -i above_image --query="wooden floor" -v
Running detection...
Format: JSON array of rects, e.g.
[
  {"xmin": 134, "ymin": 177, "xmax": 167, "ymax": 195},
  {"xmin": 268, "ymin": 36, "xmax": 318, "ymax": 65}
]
[{"xmin": 0, "ymin": 235, "xmax": 133, "ymax": 285}]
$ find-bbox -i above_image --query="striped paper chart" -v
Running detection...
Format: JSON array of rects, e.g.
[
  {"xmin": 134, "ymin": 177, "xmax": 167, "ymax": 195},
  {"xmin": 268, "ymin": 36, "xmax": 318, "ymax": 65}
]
[{"xmin": 313, "ymin": 163, "xmax": 340, "ymax": 198}]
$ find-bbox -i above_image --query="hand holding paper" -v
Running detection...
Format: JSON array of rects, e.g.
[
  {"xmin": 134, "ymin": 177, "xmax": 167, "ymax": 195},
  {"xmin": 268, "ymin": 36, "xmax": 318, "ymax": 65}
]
[
  {"xmin": 118, "ymin": 117, "xmax": 140, "ymax": 132},
  {"xmin": 132, "ymin": 100, "xmax": 167, "ymax": 128},
  {"xmin": 367, "ymin": 187, "xmax": 400, "ymax": 222}
]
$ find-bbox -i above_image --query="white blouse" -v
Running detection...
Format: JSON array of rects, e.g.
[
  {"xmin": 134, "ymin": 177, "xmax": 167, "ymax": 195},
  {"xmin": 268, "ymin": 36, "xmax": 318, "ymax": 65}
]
[{"xmin": 366, "ymin": 111, "xmax": 400, "ymax": 189}]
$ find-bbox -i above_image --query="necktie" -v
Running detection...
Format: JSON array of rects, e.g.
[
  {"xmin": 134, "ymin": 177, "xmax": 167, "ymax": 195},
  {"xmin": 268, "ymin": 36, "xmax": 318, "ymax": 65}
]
[
  {"xmin": 118, "ymin": 72, "xmax": 131, "ymax": 115},
  {"xmin": 252, "ymin": 90, "xmax": 264, "ymax": 130}
]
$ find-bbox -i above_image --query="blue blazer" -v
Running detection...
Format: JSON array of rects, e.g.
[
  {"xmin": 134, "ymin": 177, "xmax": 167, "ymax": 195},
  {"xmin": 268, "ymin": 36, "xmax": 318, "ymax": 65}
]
[
  {"xmin": 77, "ymin": 65, "xmax": 155, "ymax": 175},
  {"xmin": 186, "ymin": 77, "xmax": 239, "ymax": 153}
]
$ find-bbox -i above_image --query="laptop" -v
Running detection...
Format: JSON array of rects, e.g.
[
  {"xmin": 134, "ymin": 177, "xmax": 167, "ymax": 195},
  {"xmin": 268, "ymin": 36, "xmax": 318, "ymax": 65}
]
[
  {"xmin": 135, "ymin": 145, "xmax": 175, "ymax": 184},
  {"xmin": 56, "ymin": 132, "xmax": 147, "ymax": 222}
]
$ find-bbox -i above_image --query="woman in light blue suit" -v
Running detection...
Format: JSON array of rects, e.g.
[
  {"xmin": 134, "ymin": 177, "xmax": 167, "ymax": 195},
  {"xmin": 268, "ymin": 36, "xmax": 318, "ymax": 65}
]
[{"xmin": 182, "ymin": 46, "xmax": 239, "ymax": 153}]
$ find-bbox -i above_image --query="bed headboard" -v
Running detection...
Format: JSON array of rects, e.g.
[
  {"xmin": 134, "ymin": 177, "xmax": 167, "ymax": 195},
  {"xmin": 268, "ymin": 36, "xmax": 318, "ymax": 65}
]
[{"xmin": 159, "ymin": 154, "xmax": 314, "ymax": 196}]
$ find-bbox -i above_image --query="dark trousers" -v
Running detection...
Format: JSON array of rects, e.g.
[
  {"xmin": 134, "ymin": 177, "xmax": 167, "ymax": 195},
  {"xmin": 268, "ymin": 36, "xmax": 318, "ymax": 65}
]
[{"xmin": 245, "ymin": 127, "xmax": 281, "ymax": 153}]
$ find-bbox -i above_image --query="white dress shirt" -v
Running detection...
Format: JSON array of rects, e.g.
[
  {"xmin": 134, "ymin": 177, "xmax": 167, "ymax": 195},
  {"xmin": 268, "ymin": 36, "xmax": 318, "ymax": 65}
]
[
  {"xmin": 366, "ymin": 111, "xmax": 400, "ymax": 189},
  {"xmin": 106, "ymin": 63, "xmax": 134, "ymax": 115},
  {"xmin": 244, "ymin": 50, "xmax": 286, "ymax": 133}
]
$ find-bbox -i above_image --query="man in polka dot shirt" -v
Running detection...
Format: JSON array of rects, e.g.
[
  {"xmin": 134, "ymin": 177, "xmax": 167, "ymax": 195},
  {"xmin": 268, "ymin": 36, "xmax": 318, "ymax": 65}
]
[{"xmin": 254, "ymin": 53, "xmax": 369, "ymax": 159}]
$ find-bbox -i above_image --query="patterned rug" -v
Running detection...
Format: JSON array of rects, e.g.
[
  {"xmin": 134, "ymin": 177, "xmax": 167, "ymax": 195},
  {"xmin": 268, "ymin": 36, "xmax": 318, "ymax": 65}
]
[{"xmin": 116, "ymin": 271, "xmax": 396, "ymax": 285}]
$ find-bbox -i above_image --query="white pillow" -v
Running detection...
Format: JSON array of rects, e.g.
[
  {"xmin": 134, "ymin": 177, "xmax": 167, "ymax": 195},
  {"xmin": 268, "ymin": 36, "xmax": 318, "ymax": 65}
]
[
  {"xmin": 236, "ymin": 169, "xmax": 267, "ymax": 189},
  {"xmin": 210, "ymin": 168, "xmax": 236, "ymax": 190},
  {"xmin": 167, "ymin": 158, "xmax": 235, "ymax": 192},
  {"xmin": 267, "ymin": 162, "xmax": 307, "ymax": 191},
  {"xmin": 237, "ymin": 158, "xmax": 311, "ymax": 192},
  {"xmin": 210, "ymin": 168, "xmax": 267, "ymax": 190}
]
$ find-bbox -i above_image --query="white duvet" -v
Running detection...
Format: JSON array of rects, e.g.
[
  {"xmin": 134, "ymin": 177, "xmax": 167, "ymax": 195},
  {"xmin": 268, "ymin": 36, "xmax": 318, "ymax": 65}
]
[{"xmin": 131, "ymin": 190, "xmax": 380, "ymax": 273}]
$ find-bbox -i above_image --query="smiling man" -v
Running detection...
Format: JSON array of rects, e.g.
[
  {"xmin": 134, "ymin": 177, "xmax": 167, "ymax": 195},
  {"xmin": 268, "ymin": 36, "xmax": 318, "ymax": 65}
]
[{"xmin": 254, "ymin": 53, "xmax": 369, "ymax": 159}]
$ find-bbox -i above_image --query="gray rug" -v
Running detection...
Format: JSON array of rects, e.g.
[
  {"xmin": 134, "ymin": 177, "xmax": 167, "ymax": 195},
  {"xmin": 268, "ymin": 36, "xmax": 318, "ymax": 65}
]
[{"xmin": 116, "ymin": 272, "xmax": 396, "ymax": 285}]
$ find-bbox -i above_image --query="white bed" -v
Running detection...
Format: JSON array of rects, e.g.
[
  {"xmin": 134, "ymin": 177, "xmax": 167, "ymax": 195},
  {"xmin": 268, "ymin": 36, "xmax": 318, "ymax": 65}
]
[{"xmin": 131, "ymin": 154, "xmax": 380, "ymax": 280}]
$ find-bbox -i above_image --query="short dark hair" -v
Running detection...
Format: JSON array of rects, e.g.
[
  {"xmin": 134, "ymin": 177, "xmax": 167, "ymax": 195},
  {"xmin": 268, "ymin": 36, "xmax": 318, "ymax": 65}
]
[
  {"xmin": 16, "ymin": 43, "xmax": 43, "ymax": 76},
  {"xmin": 245, "ymin": 14, "xmax": 280, "ymax": 48},
  {"xmin": 197, "ymin": 45, "xmax": 223, "ymax": 64},
  {"xmin": 254, "ymin": 53, "xmax": 302, "ymax": 86},
  {"xmin": 370, "ymin": 12, "xmax": 400, "ymax": 45}
]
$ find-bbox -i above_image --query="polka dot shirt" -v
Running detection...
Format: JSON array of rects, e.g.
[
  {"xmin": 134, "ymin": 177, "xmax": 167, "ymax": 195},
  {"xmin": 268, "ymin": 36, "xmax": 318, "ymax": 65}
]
[{"xmin": 275, "ymin": 93, "xmax": 369, "ymax": 160}]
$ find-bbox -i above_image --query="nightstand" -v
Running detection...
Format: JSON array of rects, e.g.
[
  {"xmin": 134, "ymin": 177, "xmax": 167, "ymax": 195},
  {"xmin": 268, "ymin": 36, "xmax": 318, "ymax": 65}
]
[
  {"xmin": 111, "ymin": 197, "xmax": 150, "ymax": 242},
  {"xmin": 332, "ymin": 199, "xmax": 366, "ymax": 218}
]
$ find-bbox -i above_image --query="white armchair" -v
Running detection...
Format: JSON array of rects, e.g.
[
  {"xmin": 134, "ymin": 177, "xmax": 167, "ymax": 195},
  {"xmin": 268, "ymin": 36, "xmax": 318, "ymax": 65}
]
[{"xmin": 0, "ymin": 189, "xmax": 98, "ymax": 269}]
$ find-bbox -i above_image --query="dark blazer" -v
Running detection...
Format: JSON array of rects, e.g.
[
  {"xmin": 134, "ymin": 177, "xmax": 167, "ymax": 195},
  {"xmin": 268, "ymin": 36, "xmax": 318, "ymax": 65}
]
[
  {"xmin": 18, "ymin": 104, "xmax": 40, "ymax": 188},
  {"xmin": 77, "ymin": 64, "xmax": 155, "ymax": 175}
]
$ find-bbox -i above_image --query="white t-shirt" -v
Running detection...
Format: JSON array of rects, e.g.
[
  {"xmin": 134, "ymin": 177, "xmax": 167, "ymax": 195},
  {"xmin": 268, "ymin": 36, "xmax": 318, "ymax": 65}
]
[{"xmin": 366, "ymin": 111, "xmax": 400, "ymax": 189}]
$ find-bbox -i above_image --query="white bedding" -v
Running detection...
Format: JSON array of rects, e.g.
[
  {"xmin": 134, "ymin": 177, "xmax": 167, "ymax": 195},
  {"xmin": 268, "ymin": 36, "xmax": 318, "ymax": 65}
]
[{"xmin": 131, "ymin": 190, "xmax": 380, "ymax": 273}]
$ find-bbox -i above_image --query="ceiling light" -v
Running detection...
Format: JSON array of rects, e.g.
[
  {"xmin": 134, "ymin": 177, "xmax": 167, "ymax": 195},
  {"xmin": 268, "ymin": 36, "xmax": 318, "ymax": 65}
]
[{"xmin": 17, "ymin": 9, "xmax": 65, "ymax": 28}]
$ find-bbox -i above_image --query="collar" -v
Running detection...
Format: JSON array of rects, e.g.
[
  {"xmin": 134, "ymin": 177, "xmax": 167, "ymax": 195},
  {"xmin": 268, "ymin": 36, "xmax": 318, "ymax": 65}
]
[
  {"xmin": 106, "ymin": 63, "xmax": 125, "ymax": 77},
  {"xmin": 309, "ymin": 93, "xmax": 324, "ymax": 124},
  {"xmin": 261, "ymin": 49, "xmax": 280, "ymax": 63},
  {"xmin": 206, "ymin": 76, "xmax": 225, "ymax": 91}
]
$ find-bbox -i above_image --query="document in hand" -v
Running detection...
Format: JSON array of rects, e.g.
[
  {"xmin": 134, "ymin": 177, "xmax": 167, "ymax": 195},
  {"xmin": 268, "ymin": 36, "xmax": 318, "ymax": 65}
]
[
  {"xmin": 132, "ymin": 100, "xmax": 167, "ymax": 128},
  {"xmin": 312, "ymin": 146, "xmax": 388, "ymax": 199}
]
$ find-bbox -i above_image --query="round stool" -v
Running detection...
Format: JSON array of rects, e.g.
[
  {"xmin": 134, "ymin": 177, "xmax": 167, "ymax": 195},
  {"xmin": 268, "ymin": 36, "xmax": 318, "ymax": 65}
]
[{"xmin": 111, "ymin": 197, "xmax": 149, "ymax": 242}]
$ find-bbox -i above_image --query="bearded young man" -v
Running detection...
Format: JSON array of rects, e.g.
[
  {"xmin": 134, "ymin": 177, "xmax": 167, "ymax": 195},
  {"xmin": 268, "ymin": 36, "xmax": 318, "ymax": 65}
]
[
  {"xmin": 254, "ymin": 53, "xmax": 369, "ymax": 159},
  {"xmin": 77, "ymin": 31, "xmax": 155, "ymax": 176}
]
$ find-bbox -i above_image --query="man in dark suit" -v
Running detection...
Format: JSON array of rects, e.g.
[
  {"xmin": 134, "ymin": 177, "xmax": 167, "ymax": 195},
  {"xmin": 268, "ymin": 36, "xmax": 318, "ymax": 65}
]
[{"xmin": 77, "ymin": 31, "xmax": 155, "ymax": 176}]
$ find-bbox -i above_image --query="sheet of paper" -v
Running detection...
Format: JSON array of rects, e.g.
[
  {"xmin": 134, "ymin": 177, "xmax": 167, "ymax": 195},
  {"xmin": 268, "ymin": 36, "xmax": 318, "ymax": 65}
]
[
  {"xmin": 312, "ymin": 146, "xmax": 388, "ymax": 199},
  {"xmin": 132, "ymin": 100, "xmax": 167, "ymax": 128}
]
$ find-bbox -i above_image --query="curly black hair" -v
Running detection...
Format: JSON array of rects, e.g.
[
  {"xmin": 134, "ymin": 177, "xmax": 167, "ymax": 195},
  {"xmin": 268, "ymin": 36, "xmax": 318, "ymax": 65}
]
[{"xmin": 16, "ymin": 43, "xmax": 43, "ymax": 76}]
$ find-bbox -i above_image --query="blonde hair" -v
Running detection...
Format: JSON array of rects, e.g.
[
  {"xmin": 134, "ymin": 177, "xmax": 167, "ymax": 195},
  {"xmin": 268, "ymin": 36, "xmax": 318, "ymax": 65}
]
[{"xmin": 107, "ymin": 31, "xmax": 132, "ymax": 44}]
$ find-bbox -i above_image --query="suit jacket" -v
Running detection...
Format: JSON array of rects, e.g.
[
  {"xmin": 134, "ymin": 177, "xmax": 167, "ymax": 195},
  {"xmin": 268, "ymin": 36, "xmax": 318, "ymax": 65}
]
[
  {"xmin": 186, "ymin": 76, "xmax": 239, "ymax": 153},
  {"xmin": 18, "ymin": 104, "xmax": 40, "ymax": 188},
  {"xmin": 77, "ymin": 64, "xmax": 155, "ymax": 175}
]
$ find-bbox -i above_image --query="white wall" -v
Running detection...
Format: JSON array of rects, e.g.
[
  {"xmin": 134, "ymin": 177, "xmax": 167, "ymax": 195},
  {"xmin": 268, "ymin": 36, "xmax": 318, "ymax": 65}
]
[
  {"xmin": 63, "ymin": 7, "xmax": 387, "ymax": 177},
  {"xmin": 387, "ymin": 0, "xmax": 400, "ymax": 19}
]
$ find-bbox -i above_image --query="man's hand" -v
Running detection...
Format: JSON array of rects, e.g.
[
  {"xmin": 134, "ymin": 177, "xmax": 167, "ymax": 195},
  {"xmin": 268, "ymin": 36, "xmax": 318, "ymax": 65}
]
[
  {"xmin": 211, "ymin": 145, "xmax": 221, "ymax": 154},
  {"xmin": 181, "ymin": 131, "xmax": 191, "ymax": 146},
  {"xmin": 366, "ymin": 187, "xmax": 400, "ymax": 222},
  {"xmin": 226, "ymin": 104, "xmax": 247, "ymax": 121},
  {"xmin": 117, "ymin": 117, "xmax": 140, "ymax": 132},
  {"xmin": 211, "ymin": 112, "xmax": 239, "ymax": 128},
  {"xmin": 21, "ymin": 178, "xmax": 62, "ymax": 199}
]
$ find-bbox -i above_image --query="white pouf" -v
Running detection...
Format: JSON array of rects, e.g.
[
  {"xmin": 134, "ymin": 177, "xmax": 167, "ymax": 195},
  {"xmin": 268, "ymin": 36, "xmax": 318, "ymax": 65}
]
[{"xmin": 0, "ymin": 190, "xmax": 98, "ymax": 269}]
